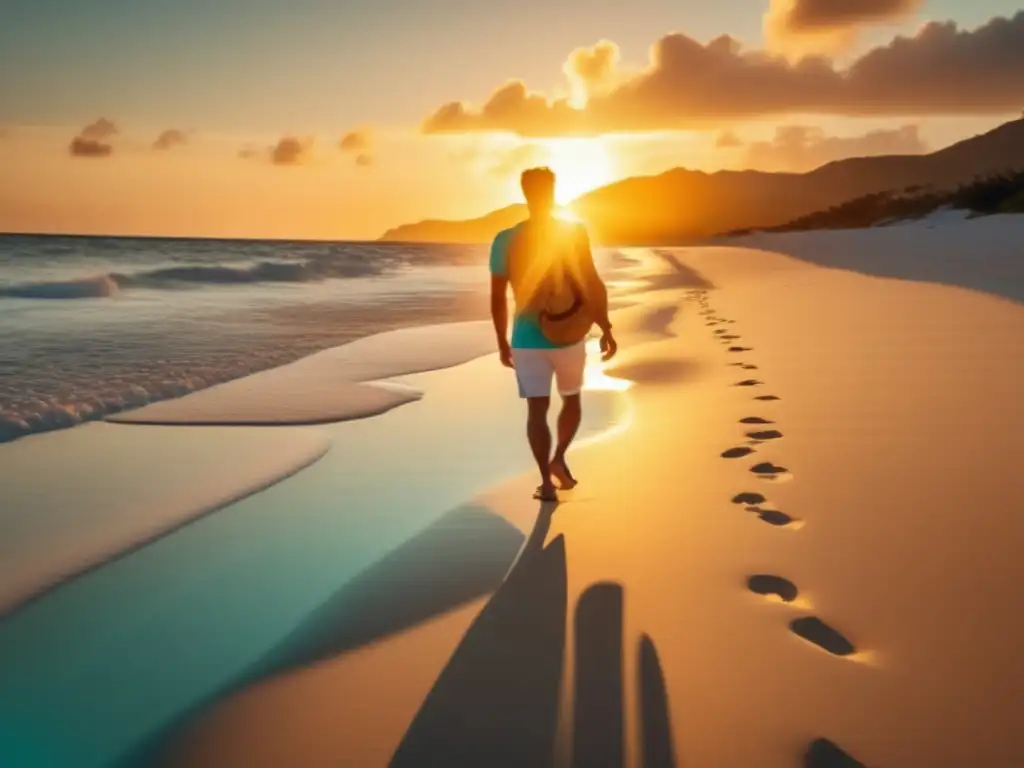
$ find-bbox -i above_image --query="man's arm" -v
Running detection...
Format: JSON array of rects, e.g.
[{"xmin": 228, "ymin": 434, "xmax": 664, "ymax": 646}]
[
  {"xmin": 576, "ymin": 225, "xmax": 611, "ymax": 333},
  {"xmin": 491, "ymin": 273, "xmax": 510, "ymax": 343},
  {"xmin": 489, "ymin": 233, "xmax": 514, "ymax": 367}
]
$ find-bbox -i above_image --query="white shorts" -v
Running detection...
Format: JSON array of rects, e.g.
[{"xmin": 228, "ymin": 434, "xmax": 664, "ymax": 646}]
[{"xmin": 512, "ymin": 341, "xmax": 587, "ymax": 399}]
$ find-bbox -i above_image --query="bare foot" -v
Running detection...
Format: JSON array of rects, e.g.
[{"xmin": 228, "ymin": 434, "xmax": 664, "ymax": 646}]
[
  {"xmin": 533, "ymin": 483, "xmax": 558, "ymax": 502},
  {"xmin": 550, "ymin": 456, "xmax": 578, "ymax": 490}
]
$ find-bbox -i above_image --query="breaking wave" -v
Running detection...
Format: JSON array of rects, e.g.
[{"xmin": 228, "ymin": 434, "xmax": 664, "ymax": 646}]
[{"xmin": 0, "ymin": 256, "xmax": 396, "ymax": 300}]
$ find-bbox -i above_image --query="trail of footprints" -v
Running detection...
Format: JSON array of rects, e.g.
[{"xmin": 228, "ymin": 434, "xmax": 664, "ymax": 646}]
[{"xmin": 687, "ymin": 289, "xmax": 866, "ymax": 768}]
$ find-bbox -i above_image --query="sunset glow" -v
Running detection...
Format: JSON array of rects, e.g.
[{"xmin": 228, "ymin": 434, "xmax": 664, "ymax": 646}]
[
  {"xmin": 542, "ymin": 138, "xmax": 617, "ymax": 205},
  {"xmin": 0, "ymin": 1, "xmax": 1019, "ymax": 239}
]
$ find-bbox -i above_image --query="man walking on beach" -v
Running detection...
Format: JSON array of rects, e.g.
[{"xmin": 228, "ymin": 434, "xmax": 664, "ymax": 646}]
[{"xmin": 489, "ymin": 167, "xmax": 617, "ymax": 502}]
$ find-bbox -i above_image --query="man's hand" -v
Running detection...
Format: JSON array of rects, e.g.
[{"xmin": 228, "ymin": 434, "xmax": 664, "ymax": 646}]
[
  {"xmin": 498, "ymin": 339, "xmax": 515, "ymax": 368},
  {"xmin": 599, "ymin": 329, "xmax": 618, "ymax": 361}
]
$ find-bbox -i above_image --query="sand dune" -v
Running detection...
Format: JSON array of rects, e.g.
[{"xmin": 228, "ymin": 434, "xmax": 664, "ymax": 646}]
[{"xmin": 714, "ymin": 212, "xmax": 1024, "ymax": 303}]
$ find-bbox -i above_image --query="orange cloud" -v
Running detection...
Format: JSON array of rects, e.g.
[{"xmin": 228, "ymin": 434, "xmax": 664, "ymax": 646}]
[
  {"xmin": 340, "ymin": 129, "xmax": 375, "ymax": 167},
  {"xmin": 422, "ymin": 13, "xmax": 1024, "ymax": 136},
  {"xmin": 69, "ymin": 136, "xmax": 113, "ymax": 157},
  {"xmin": 741, "ymin": 124, "xmax": 927, "ymax": 172},
  {"xmin": 153, "ymin": 128, "xmax": 187, "ymax": 150},
  {"xmin": 765, "ymin": 0, "xmax": 923, "ymax": 54},
  {"xmin": 271, "ymin": 136, "xmax": 314, "ymax": 165},
  {"xmin": 69, "ymin": 118, "xmax": 118, "ymax": 157},
  {"xmin": 339, "ymin": 129, "xmax": 371, "ymax": 152},
  {"xmin": 563, "ymin": 40, "xmax": 622, "ymax": 102},
  {"xmin": 80, "ymin": 118, "xmax": 118, "ymax": 141}
]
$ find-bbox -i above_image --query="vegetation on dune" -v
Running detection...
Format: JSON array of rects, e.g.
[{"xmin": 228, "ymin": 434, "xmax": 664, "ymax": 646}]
[{"xmin": 737, "ymin": 169, "xmax": 1024, "ymax": 234}]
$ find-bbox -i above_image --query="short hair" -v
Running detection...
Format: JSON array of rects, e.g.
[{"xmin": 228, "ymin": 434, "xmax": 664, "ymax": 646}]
[{"xmin": 520, "ymin": 166, "xmax": 556, "ymax": 195}]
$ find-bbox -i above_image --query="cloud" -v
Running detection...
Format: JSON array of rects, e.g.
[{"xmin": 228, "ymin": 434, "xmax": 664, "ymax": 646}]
[
  {"xmin": 339, "ymin": 129, "xmax": 371, "ymax": 153},
  {"xmin": 772, "ymin": 0, "xmax": 921, "ymax": 31},
  {"xmin": 765, "ymin": 0, "xmax": 922, "ymax": 53},
  {"xmin": 69, "ymin": 136, "xmax": 113, "ymax": 157},
  {"xmin": 79, "ymin": 118, "xmax": 118, "ymax": 142},
  {"xmin": 69, "ymin": 118, "xmax": 118, "ymax": 157},
  {"xmin": 339, "ymin": 129, "xmax": 375, "ymax": 167},
  {"xmin": 271, "ymin": 135, "xmax": 314, "ymax": 165},
  {"xmin": 716, "ymin": 130, "xmax": 743, "ymax": 149},
  {"xmin": 236, "ymin": 136, "xmax": 316, "ymax": 165},
  {"xmin": 153, "ymin": 128, "xmax": 187, "ymax": 150},
  {"xmin": 741, "ymin": 124, "xmax": 927, "ymax": 172},
  {"xmin": 563, "ymin": 40, "xmax": 622, "ymax": 101},
  {"xmin": 422, "ymin": 12, "xmax": 1024, "ymax": 136}
]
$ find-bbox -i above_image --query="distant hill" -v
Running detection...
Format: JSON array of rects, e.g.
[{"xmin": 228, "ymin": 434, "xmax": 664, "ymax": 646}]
[
  {"xmin": 732, "ymin": 168, "xmax": 1024, "ymax": 234},
  {"xmin": 379, "ymin": 119, "xmax": 1024, "ymax": 244}
]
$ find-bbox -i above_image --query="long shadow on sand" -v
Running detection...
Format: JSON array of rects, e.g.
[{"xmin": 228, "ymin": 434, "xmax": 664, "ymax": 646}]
[
  {"xmin": 654, "ymin": 251, "xmax": 717, "ymax": 291},
  {"xmin": 391, "ymin": 502, "xmax": 566, "ymax": 767},
  {"xmin": 572, "ymin": 583, "xmax": 678, "ymax": 768},
  {"xmin": 262, "ymin": 504, "xmax": 527, "ymax": 673},
  {"xmin": 392, "ymin": 539, "xmax": 678, "ymax": 767},
  {"xmin": 123, "ymin": 503, "xmax": 528, "ymax": 767}
]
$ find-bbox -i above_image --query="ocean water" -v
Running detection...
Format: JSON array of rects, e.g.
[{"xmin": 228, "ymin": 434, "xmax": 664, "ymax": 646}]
[{"xmin": 0, "ymin": 234, "xmax": 489, "ymax": 442}]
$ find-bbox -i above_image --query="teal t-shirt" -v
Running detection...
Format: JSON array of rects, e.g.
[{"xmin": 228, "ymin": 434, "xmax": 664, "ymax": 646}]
[{"xmin": 489, "ymin": 224, "xmax": 564, "ymax": 349}]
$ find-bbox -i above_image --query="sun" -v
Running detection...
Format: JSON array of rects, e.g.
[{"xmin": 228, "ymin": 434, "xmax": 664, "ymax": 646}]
[{"xmin": 541, "ymin": 137, "xmax": 616, "ymax": 205}]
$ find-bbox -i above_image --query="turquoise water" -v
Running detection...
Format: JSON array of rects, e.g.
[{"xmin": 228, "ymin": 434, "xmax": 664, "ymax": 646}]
[{"xmin": 0, "ymin": 356, "xmax": 627, "ymax": 767}]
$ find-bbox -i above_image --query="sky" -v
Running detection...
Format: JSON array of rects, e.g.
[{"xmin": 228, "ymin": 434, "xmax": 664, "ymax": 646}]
[{"xmin": 0, "ymin": 0, "xmax": 1021, "ymax": 239}]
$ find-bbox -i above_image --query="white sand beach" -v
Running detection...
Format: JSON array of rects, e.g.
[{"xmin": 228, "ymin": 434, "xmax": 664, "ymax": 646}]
[{"xmin": 2, "ymin": 218, "xmax": 1023, "ymax": 767}]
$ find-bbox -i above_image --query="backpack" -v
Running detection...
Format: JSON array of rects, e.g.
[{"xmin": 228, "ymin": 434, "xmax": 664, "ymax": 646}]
[{"xmin": 508, "ymin": 219, "xmax": 595, "ymax": 346}]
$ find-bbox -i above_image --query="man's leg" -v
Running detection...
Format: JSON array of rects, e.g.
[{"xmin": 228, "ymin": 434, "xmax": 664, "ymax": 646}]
[
  {"xmin": 526, "ymin": 396, "xmax": 556, "ymax": 499},
  {"xmin": 513, "ymin": 348, "xmax": 557, "ymax": 500},
  {"xmin": 551, "ymin": 341, "xmax": 587, "ymax": 489}
]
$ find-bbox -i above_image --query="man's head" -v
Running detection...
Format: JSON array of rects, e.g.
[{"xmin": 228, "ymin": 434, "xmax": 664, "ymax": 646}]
[{"xmin": 521, "ymin": 166, "xmax": 556, "ymax": 218}]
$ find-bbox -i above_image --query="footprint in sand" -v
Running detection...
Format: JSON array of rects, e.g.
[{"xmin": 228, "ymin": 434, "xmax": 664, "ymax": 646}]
[
  {"xmin": 728, "ymin": 346, "xmax": 752, "ymax": 353},
  {"xmin": 747, "ymin": 429, "xmax": 783, "ymax": 441},
  {"xmin": 740, "ymin": 364, "xmax": 758, "ymax": 370},
  {"xmin": 790, "ymin": 617, "xmax": 856, "ymax": 657},
  {"xmin": 732, "ymin": 491, "xmax": 767, "ymax": 506},
  {"xmin": 722, "ymin": 335, "xmax": 741, "ymax": 341},
  {"xmin": 747, "ymin": 574, "xmax": 798, "ymax": 603},
  {"xmin": 751, "ymin": 507, "xmax": 799, "ymax": 527},
  {"xmin": 714, "ymin": 329, "xmax": 728, "ymax": 335},
  {"xmin": 804, "ymin": 738, "xmax": 865, "ymax": 768},
  {"xmin": 722, "ymin": 446, "xmax": 756, "ymax": 459},
  {"xmin": 734, "ymin": 379, "xmax": 762, "ymax": 387},
  {"xmin": 751, "ymin": 461, "xmax": 791, "ymax": 481},
  {"xmin": 740, "ymin": 417, "xmax": 774, "ymax": 424},
  {"xmin": 733, "ymin": 494, "xmax": 799, "ymax": 527},
  {"xmin": 755, "ymin": 395, "xmax": 781, "ymax": 401}
]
